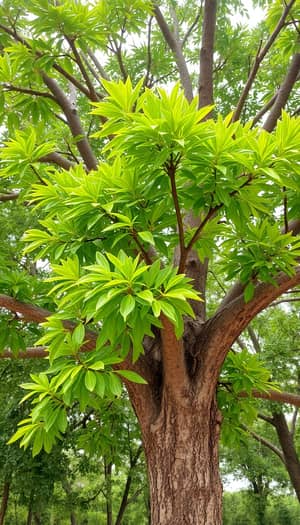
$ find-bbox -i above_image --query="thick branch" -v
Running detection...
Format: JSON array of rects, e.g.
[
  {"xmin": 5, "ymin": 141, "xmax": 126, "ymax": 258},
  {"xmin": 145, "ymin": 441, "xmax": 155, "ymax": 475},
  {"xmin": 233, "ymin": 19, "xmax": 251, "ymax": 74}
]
[
  {"xmin": 239, "ymin": 388, "xmax": 300, "ymax": 408},
  {"xmin": 233, "ymin": 0, "xmax": 296, "ymax": 122},
  {"xmin": 198, "ymin": 266, "xmax": 300, "ymax": 392},
  {"xmin": 198, "ymin": 0, "xmax": 217, "ymax": 108},
  {"xmin": 0, "ymin": 294, "xmax": 96, "ymax": 350},
  {"xmin": 39, "ymin": 152, "xmax": 75, "ymax": 170},
  {"xmin": 160, "ymin": 315, "xmax": 188, "ymax": 396},
  {"xmin": 241, "ymin": 424, "xmax": 285, "ymax": 463},
  {"xmin": 263, "ymin": 53, "xmax": 300, "ymax": 132},
  {"xmin": 0, "ymin": 347, "xmax": 48, "ymax": 359},
  {"xmin": 153, "ymin": 4, "xmax": 193, "ymax": 101},
  {"xmin": 42, "ymin": 75, "xmax": 98, "ymax": 171},
  {"xmin": 0, "ymin": 192, "xmax": 19, "ymax": 202}
]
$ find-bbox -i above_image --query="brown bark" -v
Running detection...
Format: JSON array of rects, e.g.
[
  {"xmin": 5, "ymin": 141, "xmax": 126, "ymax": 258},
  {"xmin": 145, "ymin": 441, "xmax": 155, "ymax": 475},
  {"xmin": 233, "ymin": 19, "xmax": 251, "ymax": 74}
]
[
  {"xmin": 0, "ymin": 481, "xmax": 10, "ymax": 525},
  {"xmin": 263, "ymin": 53, "xmax": 300, "ymax": 132},
  {"xmin": 272, "ymin": 412, "xmax": 300, "ymax": 501},
  {"xmin": 198, "ymin": 0, "xmax": 217, "ymax": 109},
  {"xmin": 104, "ymin": 460, "xmax": 113, "ymax": 525},
  {"xmin": 144, "ymin": 392, "xmax": 222, "ymax": 525}
]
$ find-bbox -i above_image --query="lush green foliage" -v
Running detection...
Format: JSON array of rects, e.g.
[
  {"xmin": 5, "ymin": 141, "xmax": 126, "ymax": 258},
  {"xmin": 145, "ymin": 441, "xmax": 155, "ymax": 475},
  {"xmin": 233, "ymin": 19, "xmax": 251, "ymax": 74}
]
[{"xmin": 0, "ymin": 2, "xmax": 299, "ymax": 514}]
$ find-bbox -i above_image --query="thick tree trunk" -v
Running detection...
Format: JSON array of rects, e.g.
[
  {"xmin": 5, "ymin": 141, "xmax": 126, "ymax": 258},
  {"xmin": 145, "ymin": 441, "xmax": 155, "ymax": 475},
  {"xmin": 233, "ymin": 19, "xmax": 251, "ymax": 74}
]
[
  {"xmin": 272, "ymin": 411, "xmax": 300, "ymax": 501},
  {"xmin": 0, "ymin": 481, "xmax": 10, "ymax": 525},
  {"xmin": 143, "ymin": 394, "xmax": 222, "ymax": 525}
]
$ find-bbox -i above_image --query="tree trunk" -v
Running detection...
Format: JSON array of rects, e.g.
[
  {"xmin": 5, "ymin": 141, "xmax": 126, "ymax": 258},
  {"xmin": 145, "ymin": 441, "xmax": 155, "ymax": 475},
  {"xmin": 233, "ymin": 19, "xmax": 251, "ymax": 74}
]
[
  {"xmin": 0, "ymin": 481, "xmax": 10, "ymax": 525},
  {"xmin": 143, "ymin": 394, "xmax": 222, "ymax": 525},
  {"xmin": 70, "ymin": 511, "xmax": 77, "ymax": 525},
  {"xmin": 104, "ymin": 460, "xmax": 113, "ymax": 525},
  {"xmin": 26, "ymin": 507, "xmax": 33, "ymax": 525},
  {"xmin": 272, "ymin": 411, "xmax": 300, "ymax": 501}
]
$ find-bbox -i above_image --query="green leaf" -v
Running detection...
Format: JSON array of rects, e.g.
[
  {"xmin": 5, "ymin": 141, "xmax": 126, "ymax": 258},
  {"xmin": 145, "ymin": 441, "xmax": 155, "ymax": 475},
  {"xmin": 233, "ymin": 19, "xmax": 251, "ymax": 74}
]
[
  {"xmin": 116, "ymin": 370, "xmax": 147, "ymax": 384},
  {"xmin": 84, "ymin": 370, "xmax": 96, "ymax": 392},
  {"xmin": 137, "ymin": 231, "xmax": 155, "ymax": 245},
  {"xmin": 120, "ymin": 295, "xmax": 135, "ymax": 320}
]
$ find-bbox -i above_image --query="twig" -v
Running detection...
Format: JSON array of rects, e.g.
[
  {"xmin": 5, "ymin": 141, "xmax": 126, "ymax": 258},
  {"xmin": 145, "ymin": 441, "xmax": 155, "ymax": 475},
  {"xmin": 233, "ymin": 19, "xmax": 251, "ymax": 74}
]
[{"xmin": 182, "ymin": 5, "xmax": 203, "ymax": 48}]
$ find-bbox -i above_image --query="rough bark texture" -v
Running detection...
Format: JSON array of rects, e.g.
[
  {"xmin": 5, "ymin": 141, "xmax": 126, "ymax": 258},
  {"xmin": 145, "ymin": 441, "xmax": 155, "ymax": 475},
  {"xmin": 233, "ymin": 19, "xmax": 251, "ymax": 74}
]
[
  {"xmin": 272, "ymin": 412, "xmax": 300, "ymax": 501},
  {"xmin": 142, "ymin": 392, "xmax": 222, "ymax": 525},
  {"xmin": 0, "ymin": 481, "xmax": 10, "ymax": 525}
]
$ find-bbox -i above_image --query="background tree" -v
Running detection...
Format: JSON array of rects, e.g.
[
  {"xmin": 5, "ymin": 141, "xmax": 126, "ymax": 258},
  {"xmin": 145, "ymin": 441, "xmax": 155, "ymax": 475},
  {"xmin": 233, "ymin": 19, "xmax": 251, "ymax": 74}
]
[{"xmin": 0, "ymin": 1, "xmax": 300, "ymax": 524}]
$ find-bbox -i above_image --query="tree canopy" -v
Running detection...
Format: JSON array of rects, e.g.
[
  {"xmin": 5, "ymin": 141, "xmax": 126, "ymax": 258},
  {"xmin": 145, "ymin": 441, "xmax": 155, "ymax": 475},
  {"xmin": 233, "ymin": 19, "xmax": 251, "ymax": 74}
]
[{"xmin": 0, "ymin": 1, "xmax": 299, "ymax": 523}]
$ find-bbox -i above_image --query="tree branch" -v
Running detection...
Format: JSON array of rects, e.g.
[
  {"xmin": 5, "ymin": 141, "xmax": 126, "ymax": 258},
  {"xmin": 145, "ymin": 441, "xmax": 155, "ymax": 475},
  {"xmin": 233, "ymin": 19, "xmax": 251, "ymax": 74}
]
[
  {"xmin": 263, "ymin": 52, "xmax": 300, "ymax": 132},
  {"xmin": 198, "ymin": 0, "xmax": 217, "ymax": 109},
  {"xmin": 0, "ymin": 23, "xmax": 91, "ymax": 99},
  {"xmin": 239, "ymin": 388, "xmax": 300, "ymax": 408},
  {"xmin": 42, "ymin": 74, "xmax": 98, "ymax": 171},
  {"xmin": 198, "ymin": 266, "xmax": 300, "ymax": 392},
  {"xmin": 86, "ymin": 49, "xmax": 110, "ymax": 81},
  {"xmin": 241, "ymin": 424, "xmax": 285, "ymax": 463},
  {"xmin": 2, "ymin": 84, "xmax": 56, "ymax": 100},
  {"xmin": 233, "ymin": 0, "xmax": 296, "ymax": 122},
  {"xmin": 0, "ymin": 192, "xmax": 20, "ymax": 202},
  {"xmin": 182, "ymin": 6, "xmax": 203, "ymax": 48},
  {"xmin": 153, "ymin": 3, "xmax": 193, "ymax": 101},
  {"xmin": 65, "ymin": 37, "xmax": 100, "ymax": 101},
  {"xmin": 219, "ymin": 218, "xmax": 300, "ymax": 310},
  {"xmin": 39, "ymin": 152, "xmax": 75, "ymax": 170}
]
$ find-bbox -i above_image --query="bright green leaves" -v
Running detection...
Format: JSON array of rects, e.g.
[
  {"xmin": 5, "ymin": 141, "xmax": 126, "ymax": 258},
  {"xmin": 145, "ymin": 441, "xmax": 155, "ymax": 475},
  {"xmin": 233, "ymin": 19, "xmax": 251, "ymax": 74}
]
[
  {"xmin": 0, "ymin": 128, "xmax": 55, "ymax": 185},
  {"xmin": 224, "ymin": 219, "xmax": 300, "ymax": 301},
  {"xmin": 47, "ymin": 251, "xmax": 200, "ymax": 361},
  {"xmin": 8, "ymin": 373, "xmax": 67, "ymax": 456},
  {"xmin": 218, "ymin": 349, "xmax": 279, "ymax": 447},
  {"xmin": 93, "ymin": 82, "xmax": 214, "ymax": 169}
]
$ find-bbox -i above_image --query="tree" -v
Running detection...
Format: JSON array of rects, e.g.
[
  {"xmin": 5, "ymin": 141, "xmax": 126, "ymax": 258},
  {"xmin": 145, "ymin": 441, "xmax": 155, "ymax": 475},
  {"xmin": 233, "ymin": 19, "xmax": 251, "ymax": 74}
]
[{"xmin": 0, "ymin": 1, "xmax": 300, "ymax": 523}]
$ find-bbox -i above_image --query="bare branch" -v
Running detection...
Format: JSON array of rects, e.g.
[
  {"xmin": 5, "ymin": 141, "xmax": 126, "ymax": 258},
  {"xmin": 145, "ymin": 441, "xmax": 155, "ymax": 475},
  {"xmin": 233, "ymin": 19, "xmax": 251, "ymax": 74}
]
[
  {"xmin": 198, "ymin": 0, "xmax": 217, "ymax": 109},
  {"xmin": 239, "ymin": 388, "xmax": 300, "ymax": 408},
  {"xmin": 182, "ymin": 6, "xmax": 203, "ymax": 48},
  {"xmin": 86, "ymin": 49, "xmax": 111, "ymax": 81},
  {"xmin": 2, "ymin": 84, "xmax": 56, "ymax": 100},
  {"xmin": 144, "ymin": 16, "xmax": 153, "ymax": 88},
  {"xmin": 39, "ymin": 152, "xmax": 75, "ymax": 170},
  {"xmin": 0, "ymin": 192, "xmax": 20, "ymax": 202},
  {"xmin": 167, "ymin": 156, "xmax": 185, "ymax": 266},
  {"xmin": 153, "ymin": 4, "xmax": 193, "ymax": 101},
  {"xmin": 251, "ymin": 92, "xmax": 278, "ymax": 127},
  {"xmin": 65, "ymin": 36, "xmax": 100, "ymax": 101},
  {"xmin": 263, "ymin": 53, "xmax": 300, "ymax": 132},
  {"xmin": 42, "ymin": 74, "xmax": 98, "ymax": 171},
  {"xmin": 241, "ymin": 424, "xmax": 285, "ymax": 463},
  {"xmin": 247, "ymin": 326, "xmax": 261, "ymax": 353},
  {"xmin": 233, "ymin": 0, "xmax": 296, "ymax": 122},
  {"xmin": 0, "ymin": 347, "xmax": 48, "ymax": 359}
]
